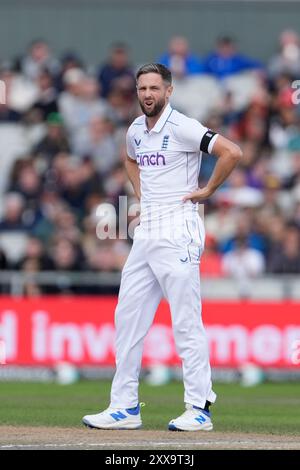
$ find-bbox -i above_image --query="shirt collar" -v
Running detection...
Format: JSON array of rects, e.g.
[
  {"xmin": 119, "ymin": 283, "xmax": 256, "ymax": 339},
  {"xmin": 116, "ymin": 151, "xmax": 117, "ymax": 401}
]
[{"xmin": 143, "ymin": 103, "xmax": 173, "ymax": 134}]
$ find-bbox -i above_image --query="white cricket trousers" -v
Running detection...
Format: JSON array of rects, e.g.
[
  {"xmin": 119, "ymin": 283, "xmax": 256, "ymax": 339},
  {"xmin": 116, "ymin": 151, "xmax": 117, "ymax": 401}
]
[{"xmin": 110, "ymin": 213, "xmax": 216, "ymax": 409}]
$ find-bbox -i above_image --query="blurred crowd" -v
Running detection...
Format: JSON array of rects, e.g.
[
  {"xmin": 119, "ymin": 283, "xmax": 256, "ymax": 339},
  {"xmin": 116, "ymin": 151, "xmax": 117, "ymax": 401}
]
[{"xmin": 0, "ymin": 31, "xmax": 300, "ymax": 295}]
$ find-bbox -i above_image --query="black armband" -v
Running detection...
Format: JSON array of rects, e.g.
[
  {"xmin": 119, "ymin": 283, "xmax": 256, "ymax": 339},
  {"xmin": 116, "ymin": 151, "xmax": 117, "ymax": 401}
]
[{"xmin": 200, "ymin": 130, "xmax": 217, "ymax": 153}]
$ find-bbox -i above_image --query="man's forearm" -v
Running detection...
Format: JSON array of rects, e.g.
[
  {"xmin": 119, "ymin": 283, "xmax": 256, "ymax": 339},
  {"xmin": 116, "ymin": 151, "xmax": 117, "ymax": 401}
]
[
  {"xmin": 125, "ymin": 158, "xmax": 141, "ymax": 200},
  {"xmin": 183, "ymin": 136, "xmax": 242, "ymax": 203},
  {"xmin": 206, "ymin": 148, "xmax": 240, "ymax": 193}
]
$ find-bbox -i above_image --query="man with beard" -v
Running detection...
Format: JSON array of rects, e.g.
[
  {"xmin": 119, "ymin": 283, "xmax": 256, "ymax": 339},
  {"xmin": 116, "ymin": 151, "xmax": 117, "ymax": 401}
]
[{"xmin": 82, "ymin": 63, "xmax": 242, "ymax": 431}]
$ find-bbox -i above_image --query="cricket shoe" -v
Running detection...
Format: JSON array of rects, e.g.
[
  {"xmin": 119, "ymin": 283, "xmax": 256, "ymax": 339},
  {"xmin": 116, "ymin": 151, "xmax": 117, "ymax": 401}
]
[
  {"xmin": 168, "ymin": 404, "xmax": 213, "ymax": 431},
  {"xmin": 82, "ymin": 403, "xmax": 143, "ymax": 430}
]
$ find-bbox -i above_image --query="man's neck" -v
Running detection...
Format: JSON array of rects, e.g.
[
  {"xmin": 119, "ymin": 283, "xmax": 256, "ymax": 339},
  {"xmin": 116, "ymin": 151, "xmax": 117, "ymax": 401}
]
[{"xmin": 146, "ymin": 103, "xmax": 169, "ymax": 131}]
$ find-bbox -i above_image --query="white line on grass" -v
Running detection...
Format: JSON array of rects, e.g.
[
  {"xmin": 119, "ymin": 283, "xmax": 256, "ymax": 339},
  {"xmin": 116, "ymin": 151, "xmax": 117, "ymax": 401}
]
[{"xmin": 0, "ymin": 440, "xmax": 295, "ymax": 449}]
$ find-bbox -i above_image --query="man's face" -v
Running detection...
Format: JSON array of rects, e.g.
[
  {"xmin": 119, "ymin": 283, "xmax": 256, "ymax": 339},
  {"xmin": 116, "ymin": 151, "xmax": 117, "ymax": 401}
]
[{"xmin": 136, "ymin": 73, "xmax": 172, "ymax": 117}]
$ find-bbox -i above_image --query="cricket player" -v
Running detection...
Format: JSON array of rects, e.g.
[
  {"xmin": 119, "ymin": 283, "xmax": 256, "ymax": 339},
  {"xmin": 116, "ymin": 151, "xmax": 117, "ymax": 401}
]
[{"xmin": 83, "ymin": 63, "xmax": 242, "ymax": 431}]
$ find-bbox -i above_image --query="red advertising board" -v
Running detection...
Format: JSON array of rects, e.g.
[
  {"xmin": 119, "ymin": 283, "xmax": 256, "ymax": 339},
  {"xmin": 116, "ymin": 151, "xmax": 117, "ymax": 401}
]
[{"xmin": 0, "ymin": 297, "xmax": 299, "ymax": 368}]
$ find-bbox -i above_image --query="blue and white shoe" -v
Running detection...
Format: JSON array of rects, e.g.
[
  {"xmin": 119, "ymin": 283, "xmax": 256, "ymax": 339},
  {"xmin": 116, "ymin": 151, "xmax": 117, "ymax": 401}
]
[
  {"xmin": 168, "ymin": 404, "xmax": 213, "ymax": 431},
  {"xmin": 82, "ymin": 403, "xmax": 143, "ymax": 430}
]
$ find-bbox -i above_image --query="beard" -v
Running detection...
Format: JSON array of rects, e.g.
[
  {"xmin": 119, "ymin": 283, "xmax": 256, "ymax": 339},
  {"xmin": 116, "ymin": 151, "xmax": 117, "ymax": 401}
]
[{"xmin": 139, "ymin": 98, "xmax": 166, "ymax": 117}]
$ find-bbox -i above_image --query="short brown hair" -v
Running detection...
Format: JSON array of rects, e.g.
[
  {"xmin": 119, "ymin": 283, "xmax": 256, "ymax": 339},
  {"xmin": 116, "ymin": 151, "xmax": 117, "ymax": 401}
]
[{"xmin": 136, "ymin": 63, "xmax": 172, "ymax": 85}]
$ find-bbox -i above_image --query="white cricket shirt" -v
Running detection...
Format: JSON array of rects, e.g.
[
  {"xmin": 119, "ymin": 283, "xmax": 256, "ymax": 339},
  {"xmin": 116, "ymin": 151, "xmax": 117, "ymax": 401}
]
[{"xmin": 126, "ymin": 103, "xmax": 218, "ymax": 228}]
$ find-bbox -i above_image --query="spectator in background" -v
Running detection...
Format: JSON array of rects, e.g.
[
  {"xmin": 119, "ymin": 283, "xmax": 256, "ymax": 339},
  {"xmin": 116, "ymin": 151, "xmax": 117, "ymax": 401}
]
[
  {"xmin": 8, "ymin": 161, "xmax": 42, "ymax": 229},
  {"xmin": 205, "ymin": 197, "xmax": 239, "ymax": 245},
  {"xmin": 31, "ymin": 68, "xmax": 58, "ymax": 121},
  {"xmin": 58, "ymin": 67, "xmax": 86, "ymax": 127},
  {"xmin": 98, "ymin": 43, "xmax": 135, "ymax": 99},
  {"xmin": 59, "ymin": 163, "xmax": 90, "ymax": 218},
  {"xmin": 59, "ymin": 70, "xmax": 111, "ymax": 146},
  {"xmin": 230, "ymin": 91, "xmax": 270, "ymax": 152},
  {"xmin": 268, "ymin": 224, "xmax": 300, "ymax": 273},
  {"xmin": 47, "ymin": 238, "xmax": 84, "ymax": 294},
  {"xmin": 282, "ymin": 152, "xmax": 300, "ymax": 190},
  {"xmin": 81, "ymin": 211, "xmax": 102, "ymax": 264},
  {"xmin": 221, "ymin": 210, "xmax": 268, "ymax": 256},
  {"xmin": 14, "ymin": 236, "xmax": 54, "ymax": 271},
  {"xmin": 246, "ymin": 157, "xmax": 271, "ymax": 190},
  {"xmin": 9, "ymin": 161, "xmax": 41, "ymax": 199},
  {"xmin": 0, "ymin": 193, "xmax": 29, "ymax": 231},
  {"xmin": 107, "ymin": 85, "xmax": 139, "ymax": 127},
  {"xmin": 33, "ymin": 112, "xmax": 70, "ymax": 165},
  {"xmin": 79, "ymin": 156, "xmax": 105, "ymax": 196},
  {"xmin": 158, "ymin": 36, "xmax": 203, "ymax": 78},
  {"xmin": 221, "ymin": 167, "xmax": 264, "ymax": 209},
  {"xmin": 265, "ymin": 214, "xmax": 286, "ymax": 270},
  {"xmin": 30, "ymin": 189, "xmax": 65, "ymax": 242},
  {"xmin": 86, "ymin": 240, "xmax": 128, "ymax": 273},
  {"xmin": 203, "ymin": 35, "xmax": 263, "ymax": 80},
  {"xmin": 73, "ymin": 116, "xmax": 118, "ymax": 176},
  {"xmin": 21, "ymin": 39, "xmax": 59, "ymax": 81},
  {"xmin": 50, "ymin": 238, "xmax": 82, "ymax": 272},
  {"xmin": 200, "ymin": 235, "xmax": 223, "ymax": 277},
  {"xmin": 44, "ymin": 151, "xmax": 70, "ymax": 190},
  {"xmin": 0, "ymin": 60, "xmax": 38, "ymax": 121},
  {"xmin": 0, "ymin": 61, "xmax": 22, "ymax": 122},
  {"xmin": 222, "ymin": 235, "xmax": 265, "ymax": 296},
  {"xmin": 104, "ymin": 162, "xmax": 132, "ymax": 205},
  {"xmin": 83, "ymin": 239, "xmax": 130, "ymax": 294},
  {"xmin": 55, "ymin": 51, "xmax": 84, "ymax": 92},
  {"xmin": 268, "ymin": 74, "xmax": 298, "ymax": 155},
  {"xmin": 268, "ymin": 29, "xmax": 300, "ymax": 80},
  {"xmin": 52, "ymin": 205, "xmax": 81, "ymax": 244}
]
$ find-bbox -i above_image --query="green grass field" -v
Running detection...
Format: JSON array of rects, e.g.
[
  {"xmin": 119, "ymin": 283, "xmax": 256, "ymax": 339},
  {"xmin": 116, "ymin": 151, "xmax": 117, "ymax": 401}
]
[{"xmin": 0, "ymin": 380, "xmax": 300, "ymax": 435}]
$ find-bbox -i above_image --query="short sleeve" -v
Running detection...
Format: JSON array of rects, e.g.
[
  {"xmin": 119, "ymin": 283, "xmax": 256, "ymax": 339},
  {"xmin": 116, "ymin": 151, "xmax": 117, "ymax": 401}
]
[
  {"xmin": 126, "ymin": 129, "xmax": 136, "ymax": 160},
  {"xmin": 173, "ymin": 116, "xmax": 218, "ymax": 154}
]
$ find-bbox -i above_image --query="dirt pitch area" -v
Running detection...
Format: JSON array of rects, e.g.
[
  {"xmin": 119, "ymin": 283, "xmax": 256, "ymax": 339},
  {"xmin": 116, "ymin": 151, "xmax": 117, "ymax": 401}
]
[{"xmin": 0, "ymin": 426, "xmax": 300, "ymax": 450}]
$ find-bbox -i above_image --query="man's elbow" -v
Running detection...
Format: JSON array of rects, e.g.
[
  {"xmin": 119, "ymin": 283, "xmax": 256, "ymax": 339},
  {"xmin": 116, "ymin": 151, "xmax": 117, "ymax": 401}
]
[{"xmin": 229, "ymin": 144, "xmax": 243, "ymax": 165}]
